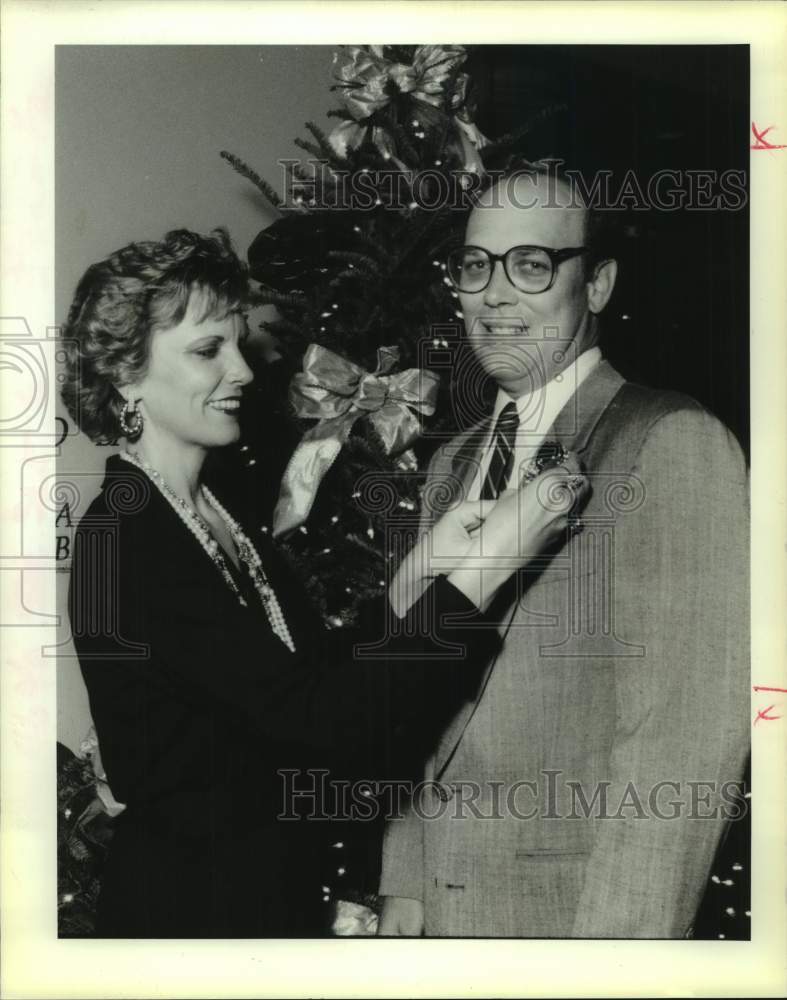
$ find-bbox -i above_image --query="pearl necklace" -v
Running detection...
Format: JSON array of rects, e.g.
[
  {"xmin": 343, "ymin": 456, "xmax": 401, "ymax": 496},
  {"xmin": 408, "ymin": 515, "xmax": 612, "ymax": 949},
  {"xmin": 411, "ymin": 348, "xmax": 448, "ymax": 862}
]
[{"xmin": 119, "ymin": 450, "xmax": 295, "ymax": 653}]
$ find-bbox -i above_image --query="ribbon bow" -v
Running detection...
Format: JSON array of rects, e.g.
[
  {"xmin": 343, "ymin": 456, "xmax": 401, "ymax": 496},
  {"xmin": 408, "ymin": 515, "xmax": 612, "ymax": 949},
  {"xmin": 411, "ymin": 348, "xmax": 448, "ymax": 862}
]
[
  {"xmin": 273, "ymin": 343, "xmax": 440, "ymax": 537},
  {"xmin": 328, "ymin": 44, "xmax": 488, "ymax": 172}
]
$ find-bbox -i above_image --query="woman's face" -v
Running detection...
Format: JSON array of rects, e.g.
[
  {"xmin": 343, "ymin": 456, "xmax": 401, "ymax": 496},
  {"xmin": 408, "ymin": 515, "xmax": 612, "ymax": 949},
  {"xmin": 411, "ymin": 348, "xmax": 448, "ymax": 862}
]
[{"xmin": 130, "ymin": 289, "xmax": 254, "ymax": 452}]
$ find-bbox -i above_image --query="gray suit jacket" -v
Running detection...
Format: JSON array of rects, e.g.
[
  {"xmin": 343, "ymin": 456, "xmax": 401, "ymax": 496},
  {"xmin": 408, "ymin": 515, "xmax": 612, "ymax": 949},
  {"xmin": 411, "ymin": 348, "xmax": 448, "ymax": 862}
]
[{"xmin": 379, "ymin": 360, "xmax": 749, "ymax": 937}]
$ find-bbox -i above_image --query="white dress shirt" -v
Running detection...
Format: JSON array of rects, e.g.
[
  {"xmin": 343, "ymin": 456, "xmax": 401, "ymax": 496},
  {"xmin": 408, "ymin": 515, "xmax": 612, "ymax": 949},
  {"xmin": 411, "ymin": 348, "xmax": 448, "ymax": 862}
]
[{"xmin": 468, "ymin": 347, "xmax": 602, "ymax": 501}]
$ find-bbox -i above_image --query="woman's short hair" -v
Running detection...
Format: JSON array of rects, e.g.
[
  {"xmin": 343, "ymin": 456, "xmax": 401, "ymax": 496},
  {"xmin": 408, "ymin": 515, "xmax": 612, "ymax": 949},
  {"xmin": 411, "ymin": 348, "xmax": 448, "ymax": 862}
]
[{"xmin": 60, "ymin": 228, "xmax": 249, "ymax": 445}]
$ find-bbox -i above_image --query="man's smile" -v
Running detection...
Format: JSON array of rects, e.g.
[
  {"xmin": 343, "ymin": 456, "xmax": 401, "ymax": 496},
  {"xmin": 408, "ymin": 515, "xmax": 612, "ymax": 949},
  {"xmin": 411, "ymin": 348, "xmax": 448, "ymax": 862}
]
[{"xmin": 479, "ymin": 319, "xmax": 530, "ymax": 336}]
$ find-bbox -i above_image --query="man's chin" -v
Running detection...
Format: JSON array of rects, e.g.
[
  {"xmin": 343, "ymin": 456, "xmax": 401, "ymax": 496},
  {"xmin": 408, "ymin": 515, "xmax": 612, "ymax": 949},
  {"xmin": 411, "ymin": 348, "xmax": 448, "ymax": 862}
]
[{"xmin": 476, "ymin": 354, "xmax": 544, "ymax": 386}]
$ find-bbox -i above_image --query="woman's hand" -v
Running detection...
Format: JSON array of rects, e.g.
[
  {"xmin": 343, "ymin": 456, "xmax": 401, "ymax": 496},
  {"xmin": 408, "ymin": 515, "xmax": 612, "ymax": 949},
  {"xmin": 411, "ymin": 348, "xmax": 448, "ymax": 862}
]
[
  {"xmin": 448, "ymin": 455, "xmax": 589, "ymax": 610},
  {"xmin": 389, "ymin": 500, "xmax": 485, "ymax": 618},
  {"xmin": 427, "ymin": 499, "xmax": 485, "ymax": 571},
  {"xmin": 483, "ymin": 452, "xmax": 588, "ymax": 562}
]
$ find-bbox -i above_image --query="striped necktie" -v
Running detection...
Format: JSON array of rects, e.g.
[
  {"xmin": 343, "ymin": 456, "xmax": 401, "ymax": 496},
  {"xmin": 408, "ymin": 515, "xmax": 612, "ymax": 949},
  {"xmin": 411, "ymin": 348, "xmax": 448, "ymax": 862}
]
[{"xmin": 481, "ymin": 402, "xmax": 520, "ymax": 500}]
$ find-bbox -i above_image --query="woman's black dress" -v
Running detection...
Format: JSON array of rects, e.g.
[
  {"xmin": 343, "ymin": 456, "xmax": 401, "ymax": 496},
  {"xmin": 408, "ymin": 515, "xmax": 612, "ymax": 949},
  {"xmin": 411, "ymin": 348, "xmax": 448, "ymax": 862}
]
[{"xmin": 68, "ymin": 455, "xmax": 497, "ymax": 937}]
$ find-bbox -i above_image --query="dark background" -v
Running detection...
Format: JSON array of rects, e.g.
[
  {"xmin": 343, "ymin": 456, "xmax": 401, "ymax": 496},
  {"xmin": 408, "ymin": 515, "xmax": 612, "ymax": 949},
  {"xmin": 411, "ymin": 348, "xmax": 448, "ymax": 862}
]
[{"xmin": 466, "ymin": 44, "xmax": 750, "ymax": 457}]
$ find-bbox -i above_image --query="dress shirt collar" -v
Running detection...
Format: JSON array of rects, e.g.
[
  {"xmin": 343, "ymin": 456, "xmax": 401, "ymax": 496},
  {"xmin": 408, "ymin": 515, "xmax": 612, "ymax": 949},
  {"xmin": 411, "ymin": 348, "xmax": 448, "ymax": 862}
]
[{"xmin": 489, "ymin": 345, "xmax": 602, "ymax": 439}]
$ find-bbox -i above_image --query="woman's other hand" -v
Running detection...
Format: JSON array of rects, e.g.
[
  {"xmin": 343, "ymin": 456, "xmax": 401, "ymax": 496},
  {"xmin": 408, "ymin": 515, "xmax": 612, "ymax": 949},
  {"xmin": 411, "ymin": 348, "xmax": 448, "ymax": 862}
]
[
  {"xmin": 427, "ymin": 499, "xmax": 485, "ymax": 571},
  {"xmin": 483, "ymin": 451, "xmax": 588, "ymax": 562}
]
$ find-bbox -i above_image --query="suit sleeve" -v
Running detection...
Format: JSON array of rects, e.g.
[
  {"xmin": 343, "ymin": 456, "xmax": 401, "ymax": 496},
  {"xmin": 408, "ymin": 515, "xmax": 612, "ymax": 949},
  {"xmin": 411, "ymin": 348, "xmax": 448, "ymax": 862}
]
[
  {"xmin": 378, "ymin": 791, "xmax": 426, "ymax": 902},
  {"xmin": 570, "ymin": 408, "xmax": 750, "ymax": 937}
]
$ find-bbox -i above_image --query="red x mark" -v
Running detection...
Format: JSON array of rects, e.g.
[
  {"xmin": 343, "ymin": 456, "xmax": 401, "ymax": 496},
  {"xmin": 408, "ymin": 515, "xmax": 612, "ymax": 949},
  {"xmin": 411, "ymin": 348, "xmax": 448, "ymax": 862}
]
[
  {"xmin": 751, "ymin": 122, "xmax": 787, "ymax": 150},
  {"xmin": 754, "ymin": 704, "xmax": 781, "ymax": 725}
]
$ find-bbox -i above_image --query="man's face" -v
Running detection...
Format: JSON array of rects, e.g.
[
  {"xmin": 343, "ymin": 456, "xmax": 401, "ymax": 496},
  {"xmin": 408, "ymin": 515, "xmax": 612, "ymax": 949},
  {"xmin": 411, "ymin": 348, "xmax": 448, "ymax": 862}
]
[{"xmin": 460, "ymin": 174, "xmax": 599, "ymax": 397}]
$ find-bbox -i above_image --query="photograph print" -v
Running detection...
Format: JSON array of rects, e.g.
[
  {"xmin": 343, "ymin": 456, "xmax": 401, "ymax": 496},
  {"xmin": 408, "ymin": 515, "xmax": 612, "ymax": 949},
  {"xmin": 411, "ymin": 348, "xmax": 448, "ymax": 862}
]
[{"xmin": 54, "ymin": 41, "xmax": 751, "ymax": 941}]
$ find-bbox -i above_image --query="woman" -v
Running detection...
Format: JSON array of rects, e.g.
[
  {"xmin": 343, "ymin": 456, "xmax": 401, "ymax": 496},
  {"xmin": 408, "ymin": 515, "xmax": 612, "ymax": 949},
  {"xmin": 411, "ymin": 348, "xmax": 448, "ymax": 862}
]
[{"xmin": 62, "ymin": 228, "xmax": 585, "ymax": 937}]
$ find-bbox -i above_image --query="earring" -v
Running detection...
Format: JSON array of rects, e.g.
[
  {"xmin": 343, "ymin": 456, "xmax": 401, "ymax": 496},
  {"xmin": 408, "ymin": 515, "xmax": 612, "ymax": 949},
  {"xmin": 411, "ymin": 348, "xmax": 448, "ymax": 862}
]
[{"xmin": 119, "ymin": 399, "xmax": 143, "ymax": 439}]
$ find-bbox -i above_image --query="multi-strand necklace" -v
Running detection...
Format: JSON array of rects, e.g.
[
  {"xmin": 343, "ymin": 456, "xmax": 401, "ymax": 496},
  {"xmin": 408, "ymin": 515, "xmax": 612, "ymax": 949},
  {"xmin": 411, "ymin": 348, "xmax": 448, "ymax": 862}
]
[{"xmin": 120, "ymin": 450, "xmax": 295, "ymax": 653}]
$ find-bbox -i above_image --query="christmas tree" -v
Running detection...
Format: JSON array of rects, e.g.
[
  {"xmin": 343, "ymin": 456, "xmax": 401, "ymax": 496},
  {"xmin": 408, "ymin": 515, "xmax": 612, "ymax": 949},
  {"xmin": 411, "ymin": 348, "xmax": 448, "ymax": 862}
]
[
  {"xmin": 221, "ymin": 44, "xmax": 501, "ymax": 628},
  {"xmin": 222, "ymin": 43, "xmax": 536, "ymax": 931}
]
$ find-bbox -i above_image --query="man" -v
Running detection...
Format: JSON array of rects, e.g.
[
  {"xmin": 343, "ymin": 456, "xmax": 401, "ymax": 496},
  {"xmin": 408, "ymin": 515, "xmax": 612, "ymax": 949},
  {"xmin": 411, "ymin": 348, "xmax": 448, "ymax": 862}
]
[{"xmin": 377, "ymin": 164, "xmax": 749, "ymax": 938}]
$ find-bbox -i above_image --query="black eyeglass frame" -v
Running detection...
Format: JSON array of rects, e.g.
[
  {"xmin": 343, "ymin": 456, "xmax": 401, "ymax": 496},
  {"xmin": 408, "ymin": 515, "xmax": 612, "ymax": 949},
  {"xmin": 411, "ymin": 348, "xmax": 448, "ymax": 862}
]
[{"xmin": 446, "ymin": 244, "xmax": 589, "ymax": 295}]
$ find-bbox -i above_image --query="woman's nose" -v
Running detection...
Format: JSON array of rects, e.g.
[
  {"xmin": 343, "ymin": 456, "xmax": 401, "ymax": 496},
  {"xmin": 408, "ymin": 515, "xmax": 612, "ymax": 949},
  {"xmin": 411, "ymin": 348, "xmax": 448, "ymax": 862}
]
[
  {"xmin": 228, "ymin": 344, "xmax": 254, "ymax": 386},
  {"xmin": 483, "ymin": 259, "xmax": 518, "ymax": 307}
]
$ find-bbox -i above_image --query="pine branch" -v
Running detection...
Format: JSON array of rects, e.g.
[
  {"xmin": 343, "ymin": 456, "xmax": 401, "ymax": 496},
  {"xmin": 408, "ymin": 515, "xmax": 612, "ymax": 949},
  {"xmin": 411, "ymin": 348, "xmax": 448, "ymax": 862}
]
[
  {"xmin": 254, "ymin": 287, "xmax": 309, "ymax": 309},
  {"xmin": 372, "ymin": 110, "xmax": 419, "ymax": 167},
  {"xmin": 294, "ymin": 137, "xmax": 328, "ymax": 162},
  {"xmin": 381, "ymin": 209, "xmax": 446, "ymax": 299},
  {"xmin": 259, "ymin": 317, "xmax": 304, "ymax": 339},
  {"xmin": 480, "ymin": 102, "xmax": 568, "ymax": 161},
  {"xmin": 345, "ymin": 531, "xmax": 388, "ymax": 561},
  {"xmin": 390, "ymin": 125, "xmax": 421, "ymax": 169},
  {"xmin": 326, "ymin": 251, "xmax": 382, "ymax": 277},
  {"xmin": 220, "ymin": 150, "xmax": 283, "ymax": 210},
  {"xmin": 304, "ymin": 121, "xmax": 347, "ymax": 169},
  {"xmin": 332, "ymin": 269, "xmax": 361, "ymax": 283}
]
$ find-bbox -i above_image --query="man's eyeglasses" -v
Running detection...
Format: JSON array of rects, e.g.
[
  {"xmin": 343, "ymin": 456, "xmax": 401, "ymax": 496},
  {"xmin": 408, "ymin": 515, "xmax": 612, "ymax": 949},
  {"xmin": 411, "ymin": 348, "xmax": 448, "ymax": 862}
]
[{"xmin": 446, "ymin": 245, "xmax": 588, "ymax": 295}]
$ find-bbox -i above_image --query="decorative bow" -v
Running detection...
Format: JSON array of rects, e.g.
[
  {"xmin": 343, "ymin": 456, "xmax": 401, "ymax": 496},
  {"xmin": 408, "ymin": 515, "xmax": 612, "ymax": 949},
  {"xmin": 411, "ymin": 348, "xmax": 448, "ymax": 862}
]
[
  {"xmin": 328, "ymin": 44, "xmax": 488, "ymax": 173},
  {"xmin": 273, "ymin": 343, "xmax": 440, "ymax": 537},
  {"xmin": 331, "ymin": 899, "xmax": 379, "ymax": 936}
]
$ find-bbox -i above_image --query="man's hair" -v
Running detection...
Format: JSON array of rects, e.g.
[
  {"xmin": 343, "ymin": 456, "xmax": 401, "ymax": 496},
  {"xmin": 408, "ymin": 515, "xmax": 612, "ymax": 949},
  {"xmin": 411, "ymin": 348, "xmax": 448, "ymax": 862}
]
[
  {"xmin": 476, "ymin": 154, "xmax": 621, "ymax": 278},
  {"xmin": 60, "ymin": 228, "xmax": 249, "ymax": 445}
]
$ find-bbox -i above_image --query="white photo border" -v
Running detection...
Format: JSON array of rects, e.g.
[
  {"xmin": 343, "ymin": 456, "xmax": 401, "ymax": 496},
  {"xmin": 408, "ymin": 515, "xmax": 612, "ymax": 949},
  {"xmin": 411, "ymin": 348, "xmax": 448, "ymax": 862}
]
[{"xmin": 1, "ymin": 2, "xmax": 785, "ymax": 997}]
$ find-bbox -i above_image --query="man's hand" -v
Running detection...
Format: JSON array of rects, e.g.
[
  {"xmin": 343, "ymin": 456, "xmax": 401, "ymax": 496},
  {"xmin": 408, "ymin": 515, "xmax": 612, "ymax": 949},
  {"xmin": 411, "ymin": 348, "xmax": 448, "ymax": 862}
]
[{"xmin": 377, "ymin": 895, "xmax": 425, "ymax": 936}]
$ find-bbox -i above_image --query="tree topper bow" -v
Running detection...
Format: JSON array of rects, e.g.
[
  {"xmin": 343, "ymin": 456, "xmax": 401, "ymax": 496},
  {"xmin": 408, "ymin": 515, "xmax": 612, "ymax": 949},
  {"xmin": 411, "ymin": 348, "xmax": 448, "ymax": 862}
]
[
  {"xmin": 273, "ymin": 343, "xmax": 440, "ymax": 537},
  {"xmin": 328, "ymin": 44, "xmax": 488, "ymax": 172}
]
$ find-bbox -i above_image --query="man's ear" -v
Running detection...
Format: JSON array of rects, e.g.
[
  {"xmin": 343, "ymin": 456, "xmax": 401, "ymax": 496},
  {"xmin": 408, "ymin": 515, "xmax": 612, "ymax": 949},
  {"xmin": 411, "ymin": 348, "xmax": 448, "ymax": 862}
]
[{"xmin": 586, "ymin": 259, "xmax": 618, "ymax": 315}]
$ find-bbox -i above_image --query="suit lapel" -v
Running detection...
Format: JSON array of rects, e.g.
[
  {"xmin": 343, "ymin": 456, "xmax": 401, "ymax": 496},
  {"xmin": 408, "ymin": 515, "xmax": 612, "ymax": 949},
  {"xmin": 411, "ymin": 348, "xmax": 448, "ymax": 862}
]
[
  {"xmin": 423, "ymin": 416, "xmax": 492, "ymax": 521},
  {"xmin": 432, "ymin": 360, "xmax": 627, "ymax": 778},
  {"xmin": 547, "ymin": 359, "xmax": 626, "ymax": 458}
]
